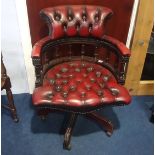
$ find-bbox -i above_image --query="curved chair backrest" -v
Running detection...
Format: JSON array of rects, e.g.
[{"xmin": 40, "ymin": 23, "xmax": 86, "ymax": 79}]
[
  {"xmin": 32, "ymin": 5, "xmax": 130, "ymax": 87},
  {"xmin": 40, "ymin": 5, "xmax": 113, "ymax": 39}
]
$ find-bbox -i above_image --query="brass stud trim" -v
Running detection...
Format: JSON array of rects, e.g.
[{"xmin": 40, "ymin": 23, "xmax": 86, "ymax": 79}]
[
  {"xmin": 75, "ymin": 68, "xmax": 81, "ymax": 72},
  {"xmin": 87, "ymin": 67, "xmax": 94, "ymax": 72},
  {"xmin": 61, "ymin": 68, "xmax": 68, "ymax": 73}
]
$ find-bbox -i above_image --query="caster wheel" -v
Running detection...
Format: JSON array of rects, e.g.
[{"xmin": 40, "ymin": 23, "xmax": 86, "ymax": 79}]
[
  {"xmin": 63, "ymin": 143, "xmax": 71, "ymax": 150},
  {"xmin": 106, "ymin": 131, "xmax": 112, "ymax": 137},
  {"xmin": 40, "ymin": 116, "xmax": 47, "ymax": 121},
  {"xmin": 13, "ymin": 117, "xmax": 19, "ymax": 123}
]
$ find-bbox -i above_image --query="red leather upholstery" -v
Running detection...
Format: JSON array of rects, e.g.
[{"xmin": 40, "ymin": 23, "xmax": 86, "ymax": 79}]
[
  {"xmin": 103, "ymin": 35, "xmax": 131, "ymax": 56},
  {"xmin": 32, "ymin": 5, "xmax": 130, "ymax": 58},
  {"xmin": 32, "ymin": 61, "xmax": 131, "ymax": 112},
  {"xmin": 40, "ymin": 5, "xmax": 113, "ymax": 39},
  {"xmin": 32, "ymin": 36, "xmax": 51, "ymax": 58}
]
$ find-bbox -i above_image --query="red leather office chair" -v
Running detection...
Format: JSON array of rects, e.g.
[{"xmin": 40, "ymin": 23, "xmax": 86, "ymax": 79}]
[{"xmin": 31, "ymin": 5, "xmax": 131, "ymax": 150}]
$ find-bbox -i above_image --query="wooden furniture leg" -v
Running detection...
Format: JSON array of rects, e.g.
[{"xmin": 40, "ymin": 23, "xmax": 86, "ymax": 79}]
[
  {"xmin": 59, "ymin": 113, "xmax": 71, "ymax": 135},
  {"xmin": 1, "ymin": 55, "xmax": 19, "ymax": 123},
  {"xmin": 85, "ymin": 112, "xmax": 113, "ymax": 136},
  {"xmin": 63, "ymin": 113, "xmax": 78, "ymax": 150},
  {"xmin": 6, "ymin": 87, "xmax": 19, "ymax": 123}
]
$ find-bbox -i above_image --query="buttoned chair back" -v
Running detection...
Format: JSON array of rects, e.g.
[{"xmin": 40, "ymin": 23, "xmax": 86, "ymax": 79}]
[{"xmin": 32, "ymin": 5, "xmax": 130, "ymax": 88}]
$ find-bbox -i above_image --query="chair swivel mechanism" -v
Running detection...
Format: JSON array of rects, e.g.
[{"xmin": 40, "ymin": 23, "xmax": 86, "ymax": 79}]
[{"xmin": 31, "ymin": 5, "xmax": 131, "ymax": 150}]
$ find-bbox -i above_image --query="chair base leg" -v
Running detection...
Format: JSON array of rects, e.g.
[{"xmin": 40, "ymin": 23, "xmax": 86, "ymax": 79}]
[
  {"xmin": 37, "ymin": 110, "xmax": 114, "ymax": 150},
  {"xmin": 37, "ymin": 110, "xmax": 48, "ymax": 121},
  {"xmin": 85, "ymin": 112, "xmax": 113, "ymax": 136},
  {"xmin": 63, "ymin": 113, "xmax": 78, "ymax": 150},
  {"xmin": 11, "ymin": 110, "xmax": 19, "ymax": 123}
]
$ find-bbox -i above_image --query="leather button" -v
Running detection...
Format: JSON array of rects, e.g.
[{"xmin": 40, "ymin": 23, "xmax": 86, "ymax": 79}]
[
  {"xmin": 82, "ymin": 13, "xmax": 87, "ymax": 21},
  {"xmin": 90, "ymin": 78, "xmax": 95, "ymax": 83},
  {"xmin": 81, "ymin": 92, "xmax": 86, "ymax": 97},
  {"xmin": 56, "ymin": 73, "xmax": 61, "ymax": 78},
  {"xmin": 99, "ymin": 83, "xmax": 105, "ymax": 88},
  {"xmin": 89, "ymin": 23, "xmax": 93, "ymax": 32},
  {"xmin": 55, "ymin": 16, "xmax": 60, "ymax": 21},
  {"xmin": 86, "ymin": 85, "xmax": 91, "ymax": 90},
  {"xmin": 103, "ymin": 75, "xmax": 109, "ymax": 82},
  {"xmin": 55, "ymin": 14, "xmax": 61, "ymax": 21},
  {"xmin": 95, "ymin": 16, "xmax": 99, "ymax": 22},
  {"xmin": 96, "ymin": 71, "xmax": 101, "ymax": 77},
  {"xmin": 49, "ymin": 79, "xmax": 55, "ymax": 85},
  {"xmin": 63, "ymin": 91, "xmax": 68, "ymax": 98},
  {"xmin": 110, "ymin": 88, "xmax": 119, "ymax": 96},
  {"xmin": 70, "ymin": 85, "xmax": 76, "ymax": 91},
  {"xmin": 97, "ymin": 90, "xmax": 103, "ymax": 96},
  {"xmin": 63, "ymin": 23, "xmax": 67, "ymax": 31},
  {"xmin": 45, "ymin": 91, "xmax": 53, "ymax": 99},
  {"xmin": 63, "ymin": 79, "xmax": 68, "ymax": 84},
  {"xmin": 55, "ymin": 85, "xmax": 62, "ymax": 92}
]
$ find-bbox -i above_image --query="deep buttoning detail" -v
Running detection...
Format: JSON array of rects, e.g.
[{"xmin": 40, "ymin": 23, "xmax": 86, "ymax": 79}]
[
  {"xmin": 40, "ymin": 5, "xmax": 113, "ymax": 39},
  {"xmin": 41, "ymin": 61, "xmax": 124, "ymax": 106},
  {"xmin": 33, "ymin": 60, "xmax": 131, "ymax": 109}
]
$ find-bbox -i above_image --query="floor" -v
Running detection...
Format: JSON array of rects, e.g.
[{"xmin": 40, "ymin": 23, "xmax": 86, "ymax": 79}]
[{"xmin": 1, "ymin": 94, "xmax": 154, "ymax": 155}]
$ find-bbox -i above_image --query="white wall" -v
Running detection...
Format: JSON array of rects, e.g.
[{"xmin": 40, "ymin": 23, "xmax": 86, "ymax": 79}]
[
  {"xmin": 126, "ymin": 0, "xmax": 139, "ymax": 48},
  {"xmin": 15, "ymin": 0, "xmax": 35, "ymax": 94},
  {"xmin": 1, "ymin": 0, "xmax": 29, "ymax": 94}
]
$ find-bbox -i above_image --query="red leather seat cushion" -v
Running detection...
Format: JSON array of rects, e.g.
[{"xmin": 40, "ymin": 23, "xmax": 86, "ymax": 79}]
[{"xmin": 32, "ymin": 61, "xmax": 131, "ymax": 112}]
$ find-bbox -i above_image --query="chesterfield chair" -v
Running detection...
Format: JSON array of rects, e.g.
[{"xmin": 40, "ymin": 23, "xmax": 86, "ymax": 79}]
[
  {"xmin": 32, "ymin": 5, "xmax": 131, "ymax": 150},
  {"xmin": 1, "ymin": 55, "xmax": 19, "ymax": 122}
]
